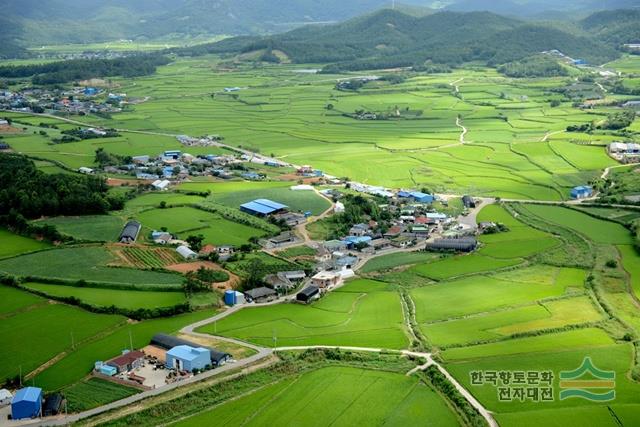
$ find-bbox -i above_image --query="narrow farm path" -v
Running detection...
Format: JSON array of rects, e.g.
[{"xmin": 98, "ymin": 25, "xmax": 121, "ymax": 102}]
[
  {"xmin": 456, "ymin": 116, "xmax": 468, "ymax": 144},
  {"xmin": 449, "ymin": 77, "xmax": 464, "ymax": 94},
  {"xmin": 540, "ymin": 129, "xmax": 564, "ymax": 142}
]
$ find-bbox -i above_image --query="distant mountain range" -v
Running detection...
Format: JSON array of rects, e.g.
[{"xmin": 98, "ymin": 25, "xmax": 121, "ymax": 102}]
[
  {"xmin": 0, "ymin": 0, "xmax": 639, "ymax": 59},
  {"xmin": 183, "ymin": 8, "xmax": 638, "ymax": 70}
]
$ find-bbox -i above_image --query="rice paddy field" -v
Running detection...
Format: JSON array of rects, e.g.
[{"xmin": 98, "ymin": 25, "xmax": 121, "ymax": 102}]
[
  {"xmin": 173, "ymin": 366, "xmax": 459, "ymax": 427},
  {"xmin": 0, "ymin": 228, "xmax": 50, "ymax": 259},
  {"xmin": 22, "ymin": 282, "xmax": 187, "ymax": 309},
  {"xmin": 0, "ymin": 286, "xmax": 125, "ymax": 384},
  {"xmin": 64, "ymin": 378, "xmax": 140, "ymax": 413},
  {"xmin": 136, "ymin": 206, "xmax": 266, "ymax": 245},
  {"xmin": 0, "ymin": 246, "xmax": 183, "ymax": 287},
  {"xmin": 200, "ymin": 279, "xmax": 408, "ymax": 349},
  {"xmin": 0, "ymin": 57, "xmax": 621, "ymax": 200},
  {"xmin": 214, "ymin": 186, "xmax": 331, "ymax": 215},
  {"xmin": 35, "ymin": 215, "xmax": 124, "ymax": 242}
]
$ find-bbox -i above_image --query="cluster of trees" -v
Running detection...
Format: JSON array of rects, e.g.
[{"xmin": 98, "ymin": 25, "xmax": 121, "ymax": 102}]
[
  {"xmin": 0, "ymin": 54, "xmax": 170, "ymax": 84},
  {"xmin": 62, "ymin": 128, "xmax": 120, "ymax": 140},
  {"xmin": 94, "ymin": 148, "xmax": 132, "ymax": 167},
  {"xmin": 323, "ymin": 194, "xmax": 391, "ymax": 239},
  {"xmin": 182, "ymin": 267, "xmax": 229, "ymax": 295},
  {"xmin": 567, "ymin": 109, "xmax": 636, "ymax": 132},
  {"xmin": 0, "ymin": 154, "xmax": 124, "ymax": 226},
  {"xmin": 497, "ymin": 56, "xmax": 568, "ymax": 78}
]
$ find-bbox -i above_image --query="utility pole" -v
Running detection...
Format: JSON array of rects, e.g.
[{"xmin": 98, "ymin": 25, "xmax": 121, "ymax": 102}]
[
  {"xmin": 392, "ymin": 0, "xmax": 396, "ymax": 10},
  {"xmin": 19, "ymin": 365, "xmax": 22, "ymax": 387},
  {"xmin": 129, "ymin": 330, "xmax": 134, "ymax": 351}
]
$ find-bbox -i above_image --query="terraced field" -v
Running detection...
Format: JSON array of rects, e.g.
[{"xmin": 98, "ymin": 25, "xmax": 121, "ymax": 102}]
[
  {"xmin": 35, "ymin": 215, "xmax": 124, "ymax": 242},
  {"xmin": 0, "ymin": 228, "xmax": 50, "ymax": 259}
]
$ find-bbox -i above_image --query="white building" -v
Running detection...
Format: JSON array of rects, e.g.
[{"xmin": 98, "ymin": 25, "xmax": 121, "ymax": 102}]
[
  {"xmin": 78, "ymin": 167, "xmax": 95, "ymax": 174},
  {"xmin": 334, "ymin": 201, "xmax": 345, "ymax": 213},
  {"xmin": 151, "ymin": 179, "xmax": 171, "ymax": 191},
  {"xmin": 176, "ymin": 245, "xmax": 197, "ymax": 260}
]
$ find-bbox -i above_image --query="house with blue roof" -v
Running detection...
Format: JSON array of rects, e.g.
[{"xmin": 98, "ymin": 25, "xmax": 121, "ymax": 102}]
[
  {"xmin": 240, "ymin": 199, "xmax": 288, "ymax": 217},
  {"xmin": 343, "ymin": 235, "xmax": 372, "ymax": 249},
  {"xmin": 166, "ymin": 345, "xmax": 211, "ymax": 372},
  {"xmin": 11, "ymin": 387, "xmax": 42, "ymax": 420}
]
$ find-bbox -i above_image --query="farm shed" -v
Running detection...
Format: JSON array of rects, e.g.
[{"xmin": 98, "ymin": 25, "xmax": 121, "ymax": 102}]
[
  {"xmin": 0, "ymin": 389, "xmax": 12, "ymax": 407},
  {"xmin": 570, "ymin": 186, "xmax": 593, "ymax": 200},
  {"xmin": 240, "ymin": 199, "xmax": 288, "ymax": 217},
  {"xmin": 426, "ymin": 237, "xmax": 477, "ymax": 252},
  {"xmin": 11, "ymin": 387, "xmax": 42, "ymax": 420},
  {"xmin": 78, "ymin": 167, "xmax": 95, "ymax": 175},
  {"xmin": 244, "ymin": 286, "xmax": 277, "ymax": 303},
  {"xmin": 151, "ymin": 179, "xmax": 171, "ymax": 191},
  {"xmin": 324, "ymin": 240, "xmax": 347, "ymax": 252},
  {"xmin": 166, "ymin": 345, "xmax": 211, "ymax": 372},
  {"xmin": 43, "ymin": 394, "xmax": 64, "ymax": 417},
  {"xmin": 462, "ymin": 195, "xmax": 476, "ymax": 209},
  {"xmin": 107, "ymin": 350, "xmax": 145, "ymax": 373},
  {"xmin": 297, "ymin": 286, "xmax": 320, "ymax": 303},
  {"xmin": 177, "ymin": 245, "xmax": 198, "ymax": 260},
  {"xmin": 119, "ymin": 221, "xmax": 141, "ymax": 244},
  {"xmin": 0, "ymin": 143, "xmax": 10, "ymax": 150}
]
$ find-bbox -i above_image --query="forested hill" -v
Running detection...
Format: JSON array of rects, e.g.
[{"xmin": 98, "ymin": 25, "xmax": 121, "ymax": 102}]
[{"xmin": 180, "ymin": 9, "xmax": 622, "ymax": 71}]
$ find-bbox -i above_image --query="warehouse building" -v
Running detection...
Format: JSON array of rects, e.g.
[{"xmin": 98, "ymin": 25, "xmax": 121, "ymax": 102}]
[
  {"xmin": 176, "ymin": 245, "xmax": 198, "ymax": 260},
  {"xmin": 240, "ymin": 199, "xmax": 288, "ymax": 217},
  {"xmin": 166, "ymin": 346, "xmax": 211, "ymax": 372},
  {"xmin": 297, "ymin": 286, "xmax": 320, "ymax": 304},
  {"xmin": 119, "ymin": 221, "xmax": 141, "ymax": 244},
  {"xmin": 43, "ymin": 394, "xmax": 64, "ymax": 417},
  {"xmin": 426, "ymin": 237, "xmax": 477, "ymax": 252},
  {"xmin": 11, "ymin": 387, "xmax": 42, "ymax": 420},
  {"xmin": 150, "ymin": 334, "xmax": 231, "ymax": 367}
]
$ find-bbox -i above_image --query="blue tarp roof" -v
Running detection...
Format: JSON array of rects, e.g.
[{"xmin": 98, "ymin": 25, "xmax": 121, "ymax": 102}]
[
  {"xmin": 344, "ymin": 236, "xmax": 372, "ymax": 244},
  {"xmin": 13, "ymin": 387, "xmax": 41, "ymax": 403},
  {"xmin": 167, "ymin": 345, "xmax": 210, "ymax": 362}
]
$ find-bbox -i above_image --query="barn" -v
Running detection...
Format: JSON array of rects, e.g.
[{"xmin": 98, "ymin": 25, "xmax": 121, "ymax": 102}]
[
  {"xmin": 119, "ymin": 221, "xmax": 141, "ymax": 244},
  {"xmin": 240, "ymin": 199, "xmax": 288, "ymax": 217},
  {"xmin": 11, "ymin": 387, "xmax": 42, "ymax": 420},
  {"xmin": 244, "ymin": 286, "xmax": 277, "ymax": 303},
  {"xmin": 107, "ymin": 350, "xmax": 145, "ymax": 373},
  {"xmin": 426, "ymin": 237, "xmax": 477, "ymax": 252},
  {"xmin": 297, "ymin": 286, "xmax": 320, "ymax": 304}
]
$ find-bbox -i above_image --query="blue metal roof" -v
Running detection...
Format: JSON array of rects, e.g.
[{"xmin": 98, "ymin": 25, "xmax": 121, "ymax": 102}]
[
  {"xmin": 13, "ymin": 387, "xmax": 41, "ymax": 403},
  {"xmin": 167, "ymin": 345, "xmax": 210, "ymax": 362},
  {"xmin": 344, "ymin": 236, "xmax": 372, "ymax": 244},
  {"xmin": 241, "ymin": 201, "xmax": 276, "ymax": 215},
  {"xmin": 254, "ymin": 199, "xmax": 288, "ymax": 210}
]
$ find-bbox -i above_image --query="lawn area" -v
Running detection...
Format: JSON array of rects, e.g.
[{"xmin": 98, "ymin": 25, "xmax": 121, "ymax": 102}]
[
  {"xmin": 33, "ymin": 309, "xmax": 219, "ymax": 391},
  {"xmin": 22, "ymin": 282, "xmax": 187, "ymax": 310},
  {"xmin": 360, "ymin": 251, "xmax": 443, "ymax": 274},
  {"xmin": 521, "ymin": 204, "xmax": 634, "ymax": 244},
  {"xmin": 174, "ymin": 366, "xmax": 459, "ymax": 427},
  {"xmin": 0, "ymin": 246, "xmax": 183, "ymax": 288},
  {"xmin": 200, "ymin": 279, "xmax": 408, "ymax": 349},
  {"xmin": 411, "ymin": 266, "xmax": 587, "ymax": 323},
  {"xmin": 136, "ymin": 206, "xmax": 265, "ymax": 246},
  {"xmin": 0, "ymin": 301, "xmax": 124, "ymax": 384},
  {"xmin": 0, "ymin": 228, "xmax": 50, "ymax": 259},
  {"xmin": 35, "ymin": 215, "xmax": 124, "ymax": 242},
  {"xmin": 274, "ymin": 245, "xmax": 316, "ymax": 259},
  {"xmin": 64, "ymin": 378, "xmax": 139, "ymax": 413},
  {"xmin": 213, "ymin": 187, "xmax": 331, "ymax": 215}
]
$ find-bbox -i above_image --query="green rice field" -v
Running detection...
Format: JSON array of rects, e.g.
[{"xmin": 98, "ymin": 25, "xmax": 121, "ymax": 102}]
[
  {"xmin": 174, "ymin": 366, "xmax": 459, "ymax": 427},
  {"xmin": 0, "ymin": 228, "xmax": 50, "ymax": 259},
  {"xmin": 201, "ymin": 279, "xmax": 408, "ymax": 349},
  {"xmin": 35, "ymin": 215, "xmax": 124, "ymax": 242},
  {"xmin": 22, "ymin": 282, "xmax": 187, "ymax": 310}
]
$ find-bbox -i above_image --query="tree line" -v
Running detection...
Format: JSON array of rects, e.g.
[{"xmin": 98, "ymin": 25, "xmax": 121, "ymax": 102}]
[{"xmin": 0, "ymin": 54, "xmax": 170, "ymax": 84}]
